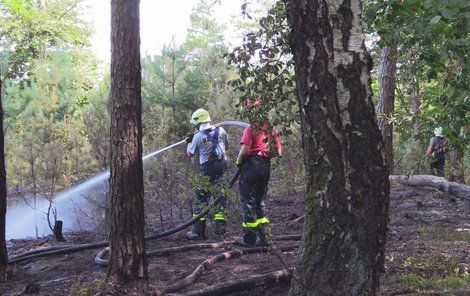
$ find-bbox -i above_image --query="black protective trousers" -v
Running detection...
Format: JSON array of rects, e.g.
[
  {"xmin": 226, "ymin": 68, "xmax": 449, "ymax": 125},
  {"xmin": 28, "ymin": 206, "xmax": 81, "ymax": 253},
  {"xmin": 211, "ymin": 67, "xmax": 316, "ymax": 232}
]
[
  {"xmin": 430, "ymin": 155, "xmax": 445, "ymax": 177},
  {"xmin": 239, "ymin": 155, "xmax": 271, "ymax": 245},
  {"xmin": 192, "ymin": 158, "xmax": 227, "ymax": 236}
]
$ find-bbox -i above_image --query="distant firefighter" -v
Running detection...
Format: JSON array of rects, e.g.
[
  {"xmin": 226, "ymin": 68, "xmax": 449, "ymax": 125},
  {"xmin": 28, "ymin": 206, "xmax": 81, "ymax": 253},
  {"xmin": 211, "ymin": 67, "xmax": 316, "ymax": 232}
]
[{"xmin": 427, "ymin": 127, "xmax": 447, "ymax": 177}]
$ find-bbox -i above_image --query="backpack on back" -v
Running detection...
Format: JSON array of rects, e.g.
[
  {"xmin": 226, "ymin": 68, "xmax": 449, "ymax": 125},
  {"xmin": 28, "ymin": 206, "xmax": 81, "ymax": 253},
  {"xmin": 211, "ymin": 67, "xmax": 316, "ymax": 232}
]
[
  {"xmin": 432, "ymin": 136, "xmax": 447, "ymax": 160},
  {"xmin": 201, "ymin": 127, "xmax": 224, "ymax": 160}
]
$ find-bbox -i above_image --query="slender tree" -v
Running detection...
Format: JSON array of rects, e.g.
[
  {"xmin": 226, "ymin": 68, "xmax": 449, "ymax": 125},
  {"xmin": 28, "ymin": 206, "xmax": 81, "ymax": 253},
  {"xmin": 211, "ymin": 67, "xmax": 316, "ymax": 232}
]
[
  {"xmin": 285, "ymin": 0, "xmax": 390, "ymax": 294},
  {"xmin": 108, "ymin": 0, "xmax": 148, "ymax": 284},
  {"xmin": 0, "ymin": 77, "xmax": 7, "ymax": 282},
  {"xmin": 377, "ymin": 45, "xmax": 397, "ymax": 172}
]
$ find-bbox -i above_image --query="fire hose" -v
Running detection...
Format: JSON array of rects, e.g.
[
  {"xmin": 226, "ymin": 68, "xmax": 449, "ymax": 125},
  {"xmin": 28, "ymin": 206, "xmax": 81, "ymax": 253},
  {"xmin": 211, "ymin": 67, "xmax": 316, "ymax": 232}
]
[{"xmin": 9, "ymin": 121, "xmax": 248, "ymax": 264}]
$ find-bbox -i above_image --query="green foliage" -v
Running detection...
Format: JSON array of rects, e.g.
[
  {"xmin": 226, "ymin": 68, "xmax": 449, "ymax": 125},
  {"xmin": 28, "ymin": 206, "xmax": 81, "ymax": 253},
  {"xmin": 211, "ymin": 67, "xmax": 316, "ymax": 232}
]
[
  {"xmin": 228, "ymin": 1, "xmax": 297, "ymax": 134},
  {"xmin": 4, "ymin": 50, "xmax": 99, "ymax": 192},
  {"xmin": 0, "ymin": 0, "xmax": 92, "ymax": 79},
  {"xmin": 365, "ymin": 0, "xmax": 469, "ymax": 142}
]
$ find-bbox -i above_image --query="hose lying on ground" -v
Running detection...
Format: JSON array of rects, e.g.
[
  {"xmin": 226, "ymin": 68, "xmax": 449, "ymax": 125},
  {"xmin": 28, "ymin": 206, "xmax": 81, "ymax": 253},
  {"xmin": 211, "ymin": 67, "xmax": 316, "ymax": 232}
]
[
  {"xmin": 11, "ymin": 170, "xmax": 245, "ymax": 264},
  {"xmin": 9, "ymin": 194, "xmax": 226, "ymax": 264},
  {"xmin": 94, "ymin": 235, "xmax": 302, "ymax": 266},
  {"xmin": 9, "ymin": 121, "xmax": 250, "ymax": 264}
]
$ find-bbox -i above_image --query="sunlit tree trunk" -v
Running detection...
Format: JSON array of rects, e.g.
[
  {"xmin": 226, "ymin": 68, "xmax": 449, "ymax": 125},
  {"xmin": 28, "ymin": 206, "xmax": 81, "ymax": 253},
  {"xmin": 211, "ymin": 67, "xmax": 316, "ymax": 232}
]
[
  {"xmin": 108, "ymin": 0, "xmax": 148, "ymax": 284},
  {"xmin": 410, "ymin": 77, "xmax": 422, "ymax": 170},
  {"xmin": 0, "ymin": 78, "xmax": 8, "ymax": 282},
  {"xmin": 285, "ymin": 0, "xmax": 390, "ymax": 294},
  {"xmin": 377, "ymin": 45, "xmax": 397, "ymax": 172}
]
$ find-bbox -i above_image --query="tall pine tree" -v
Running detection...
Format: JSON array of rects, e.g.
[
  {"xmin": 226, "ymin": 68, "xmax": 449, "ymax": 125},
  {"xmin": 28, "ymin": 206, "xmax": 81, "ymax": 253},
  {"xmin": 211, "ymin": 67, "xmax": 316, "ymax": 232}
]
[{"xmin": 108, "ymin": 0, "xmax": 148, "ymax": 284}]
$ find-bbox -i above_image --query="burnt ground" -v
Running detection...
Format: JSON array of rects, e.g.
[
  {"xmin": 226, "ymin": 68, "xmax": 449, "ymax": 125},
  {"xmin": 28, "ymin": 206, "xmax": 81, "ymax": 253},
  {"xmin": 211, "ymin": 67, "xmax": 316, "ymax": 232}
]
[{"xmin": 1, "ymin": 181, "xmax": 469, "ymax": 295}]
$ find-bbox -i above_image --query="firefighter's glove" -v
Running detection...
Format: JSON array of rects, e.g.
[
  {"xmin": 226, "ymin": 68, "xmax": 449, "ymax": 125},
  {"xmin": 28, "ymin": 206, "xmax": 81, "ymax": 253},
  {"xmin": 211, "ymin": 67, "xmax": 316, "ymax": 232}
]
[
  {"xmin": 186, "ymin": 133, "xmax": 194, "ymax": 144},
  {"xmin": 235, "ymin": 159, "xmax": 243, "ymax": 167}
]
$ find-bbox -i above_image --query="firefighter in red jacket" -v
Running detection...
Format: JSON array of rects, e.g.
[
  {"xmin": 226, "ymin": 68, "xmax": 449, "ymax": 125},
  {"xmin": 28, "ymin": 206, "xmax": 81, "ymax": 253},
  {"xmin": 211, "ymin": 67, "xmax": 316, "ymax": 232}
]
[{"xmin": 234, "ymin": 121, "xmax": 282, "ymax": 247}]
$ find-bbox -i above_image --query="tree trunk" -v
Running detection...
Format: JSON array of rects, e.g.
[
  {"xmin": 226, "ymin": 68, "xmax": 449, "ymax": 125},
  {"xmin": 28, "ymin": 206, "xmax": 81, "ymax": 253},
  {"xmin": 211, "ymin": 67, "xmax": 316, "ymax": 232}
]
[
  {"xmin": 0, "ymin": 77, "xmax": 8, "ymax": 282},
  {"xmin": 410, "ymin": 78, "xmax": 422, "ymax": 170},
  {"xmin": 108, "ymin": 0, "xmax": 148, "ymax": 283},
  {"xmin": 285, "ymin": 0, "xmax": 390, "ymax": 295},
  {"xmin": 449, "ymin": 148, "xmax": 465, "ymax": 184},
  {"xmin": 53, "ymin": 220, "xmax": 66, "ymax": 242},
  {"xmin": 377, "ymin": 45, "xmax": 397, "ymax": 172}
]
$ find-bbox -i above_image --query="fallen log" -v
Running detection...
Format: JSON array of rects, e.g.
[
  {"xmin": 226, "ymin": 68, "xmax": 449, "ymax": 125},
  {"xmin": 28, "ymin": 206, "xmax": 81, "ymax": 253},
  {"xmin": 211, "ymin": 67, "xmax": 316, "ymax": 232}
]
[
  {"xmin": 161, "ymin": 245, "xmax": 297, "ymax": 294},
  {"xmin": 390, "ymin": 175, "xmax": 470, "ymax": 201},
  {"xmin": 169, "ymin": 268, "xmax": 292, "ymax": 296}
]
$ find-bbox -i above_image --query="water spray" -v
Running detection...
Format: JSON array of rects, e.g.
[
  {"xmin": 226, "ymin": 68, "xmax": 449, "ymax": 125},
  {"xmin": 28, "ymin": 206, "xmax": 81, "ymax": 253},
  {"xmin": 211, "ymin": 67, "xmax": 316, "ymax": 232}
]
[{"xmin": 8, "ymin": 121, "xmax": 249, "ymax": 263}]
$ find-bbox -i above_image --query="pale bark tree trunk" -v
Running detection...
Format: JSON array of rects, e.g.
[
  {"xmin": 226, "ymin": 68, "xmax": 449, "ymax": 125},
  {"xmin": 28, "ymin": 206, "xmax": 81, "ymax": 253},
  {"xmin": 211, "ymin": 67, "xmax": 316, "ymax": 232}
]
[
  {"xmin": 108, "ymin": 0, "xmax": 148, "ymax": 283},
  {"xmin": 410, "ymin": 78, "xmax": 422, "ymax": 170},
  {"xmin": 0, "ymin": 77, "xmax": 8, "ymax": 282},
  {"xmin": 377, "ymin": 45, "xmax": 397, "ymax": 172},
  {"xmin": 285, "ymin": 0, "xmax": 390, "ymax": 294}
]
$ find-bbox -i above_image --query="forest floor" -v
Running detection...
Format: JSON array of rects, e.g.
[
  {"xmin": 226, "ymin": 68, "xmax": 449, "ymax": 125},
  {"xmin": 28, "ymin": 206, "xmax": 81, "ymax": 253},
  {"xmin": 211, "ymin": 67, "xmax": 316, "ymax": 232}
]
[{"xmin": 1, "ymin": 180, "xmax": 469, "ymax": 295}]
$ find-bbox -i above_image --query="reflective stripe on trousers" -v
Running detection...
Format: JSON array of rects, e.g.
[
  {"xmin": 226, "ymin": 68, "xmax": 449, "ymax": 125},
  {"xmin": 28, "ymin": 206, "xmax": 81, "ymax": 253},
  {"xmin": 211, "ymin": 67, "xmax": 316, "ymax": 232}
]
[{"xmin": 242, "ymin": 217, "xmax": 270, "ymax": 228}]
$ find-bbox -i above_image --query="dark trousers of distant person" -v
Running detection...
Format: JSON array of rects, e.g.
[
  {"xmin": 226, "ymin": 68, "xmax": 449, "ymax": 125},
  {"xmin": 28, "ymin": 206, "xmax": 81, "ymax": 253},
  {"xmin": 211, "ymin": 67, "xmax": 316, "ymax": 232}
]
[
  {"xmin": 430, "ymin": 155, "xmax": 445, "ymax": 177},
  {"xmin": 239, "ymin": 155, "xmax": 271, "ymax": 245}
]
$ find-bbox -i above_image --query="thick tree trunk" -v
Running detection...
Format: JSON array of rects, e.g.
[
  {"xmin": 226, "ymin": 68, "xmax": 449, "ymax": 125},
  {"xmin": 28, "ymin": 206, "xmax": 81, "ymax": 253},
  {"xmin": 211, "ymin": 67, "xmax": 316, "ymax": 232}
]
[
  {"xmin": 285, "ymin": 0, "xmax": 390, "ymax": 295},
  {"xmin": 0, "ymin": 78, "xmax": 8, "ymax": 282},
  {"xmin": 108, "ymin": 0, "xmax": 148, "ymax": 283},
  {"xmin": 377, "ymin": 45, "xmax": 397, "ymax": 172}
]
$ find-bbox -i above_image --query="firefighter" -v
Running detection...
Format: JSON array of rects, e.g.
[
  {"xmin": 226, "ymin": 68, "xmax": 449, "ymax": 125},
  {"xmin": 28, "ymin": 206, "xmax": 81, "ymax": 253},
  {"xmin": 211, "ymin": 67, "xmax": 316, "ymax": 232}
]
[
  {"xmin": 427, "ymin": 126, "xmax": 447, "ymax": 177},
  {"xmin": 234, "ymin": 105, "xmax": 282, "ymax": 247},
  {"xmin": 186, "ymin": 108, "xmax": 229, "ymax": 239}
]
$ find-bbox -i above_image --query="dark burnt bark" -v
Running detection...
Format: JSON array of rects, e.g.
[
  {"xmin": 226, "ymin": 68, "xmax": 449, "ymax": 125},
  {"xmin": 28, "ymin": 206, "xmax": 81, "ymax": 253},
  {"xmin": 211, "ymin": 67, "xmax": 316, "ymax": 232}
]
[
  {"xmin": 377, "ymin": 45, "xmax": 397, "ymax": 172},
  {"xmin": 108, "ymin": 0, "xmax": 148, "ymax": 283},
  {"xmin": 53, "ymin": 220, "xmax": 66, "ymax": 242},
  {"xmin": 0, "ymin": 78, "xmax": 7, "ymax": 282},
  {"xmin": 285, "ymin": 0, "xmax": 390, "ymax": 294}
]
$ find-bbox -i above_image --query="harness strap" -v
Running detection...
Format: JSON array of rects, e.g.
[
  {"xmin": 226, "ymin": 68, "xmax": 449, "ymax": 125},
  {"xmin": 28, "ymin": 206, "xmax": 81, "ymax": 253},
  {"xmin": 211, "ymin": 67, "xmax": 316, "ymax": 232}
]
[{"xmin": 201, "ymin": 127, "xmax": 223, "ymax": 158}]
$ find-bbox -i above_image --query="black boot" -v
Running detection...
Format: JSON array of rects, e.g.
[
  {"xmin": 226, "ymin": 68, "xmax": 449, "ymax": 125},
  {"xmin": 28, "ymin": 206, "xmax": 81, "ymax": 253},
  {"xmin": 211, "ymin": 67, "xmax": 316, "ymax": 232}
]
[
  {"xmin": 237, "ymin": 228, "xmax": 256, "ymax": 246},
  {"xmin": 186, "ymin": 221, "xmax": 206, "ymax": 240},
  {"xmin": 256, "ymin": 223, "xmax": 270, "ymax": 246},
  {"xmin": 214, "ymin": 220, "xmax": 226, "ymax": 235}
]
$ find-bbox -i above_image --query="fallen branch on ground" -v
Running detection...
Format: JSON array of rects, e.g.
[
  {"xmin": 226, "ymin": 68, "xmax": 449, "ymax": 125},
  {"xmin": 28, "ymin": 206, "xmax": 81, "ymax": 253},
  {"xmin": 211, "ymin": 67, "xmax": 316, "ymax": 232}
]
[
  {"xmin": 161, "ymin": 245, "xmax": 297, "ymax": 294},
  {"xmin": 287, "ymin": 215, "xmax": 305, "ymax": 225},
  {"xmin": 167, "ymin": 268, "xmax": 293, "ymax": 296},
  {"xmin": 390, "ymin": 175, "xmax": 470, "ymax": 201},
  {"xmin": 94, "ymin": 235, "xmax": 302, "ymax": 266}
]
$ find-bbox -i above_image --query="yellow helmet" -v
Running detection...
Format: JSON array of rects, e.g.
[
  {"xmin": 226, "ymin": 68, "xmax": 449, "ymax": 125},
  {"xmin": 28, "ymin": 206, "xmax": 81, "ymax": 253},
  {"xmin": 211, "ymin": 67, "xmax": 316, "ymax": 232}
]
[{"xmin": 190, "ymin": 108, "xmax": 211, "ymax": 125}]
